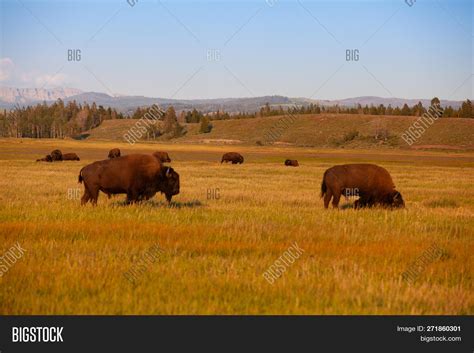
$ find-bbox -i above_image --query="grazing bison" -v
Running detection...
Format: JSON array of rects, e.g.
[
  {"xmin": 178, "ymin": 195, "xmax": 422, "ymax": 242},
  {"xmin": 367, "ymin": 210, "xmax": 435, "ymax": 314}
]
[
  {"xmin": 320, "ymin": 164, "xmax": 404, "ymax": 209},
  {"xmin": 153, "ymin": 151, "xmax": 171, "ymax": 163},
  {"xmin": 108, "ymin": 148, "xmax": 121, "ymax": 159},
  {"xmin": 78, "ymin": 154, "xmax": 180, "ymax": 205},
  {"xmin": 62, "ymin": 153, "xmax": 80, "ymax": 161},
  {"xmin": 221, "ymin": 152, "xmax": 244, "ymax": 164},
  {"xmin": 50, "ymin": 149, "xmax": 62, "ymax": 161},
  {"xmin": 36, "ymin": 155, "xmax": 52, "ymax": 162},
  {"xmin": 285, "ymin": 159, "xmax": 299, "ymax": 167}
]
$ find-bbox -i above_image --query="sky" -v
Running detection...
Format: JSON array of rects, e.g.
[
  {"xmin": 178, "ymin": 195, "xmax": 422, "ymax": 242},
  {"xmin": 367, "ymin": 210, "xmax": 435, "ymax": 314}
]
[{"xmin": 0, "ymin": 0, "xmax": 472, "ymax": 100}]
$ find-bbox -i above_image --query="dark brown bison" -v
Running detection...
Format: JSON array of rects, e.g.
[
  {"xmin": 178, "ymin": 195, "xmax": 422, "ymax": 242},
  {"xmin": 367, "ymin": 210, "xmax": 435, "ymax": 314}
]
[
  {"xmin": 108, "ymin": 148, "xmax": 121, "ymax": 159},
  {"xmin": 36, "ymin": 155, "xmax": 52, "ymax": 162},
  {"xmin": 285, "ymin": 159, "xmax": 299, "ymax": 167},
  {"xmin": 153, "ymin": 151, "xmax": 171, "ymax": 163},
  {"xmin": 78, "ymin": 154, "xmax": 179, "ymax": 205},
  {"xmin": 50, "ymin": 149, "xmax": 62, "ymax": 161},
  {"xmin": 62, "ymin": 153, "xmax": 80, "ymax": 161},
  {"xmin": 320, "ymin": 164, "xmax": 404, "ymax": 209},
  {"xmin": 221, "ymin": 152, "xmax": 244, "ymax": 164}
]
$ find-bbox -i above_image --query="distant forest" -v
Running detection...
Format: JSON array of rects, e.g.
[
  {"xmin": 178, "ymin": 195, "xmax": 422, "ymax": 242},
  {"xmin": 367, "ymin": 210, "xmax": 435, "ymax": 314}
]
[{"xmin": 0, "ymin": 97, "xmax": 471, "ymax": 138}]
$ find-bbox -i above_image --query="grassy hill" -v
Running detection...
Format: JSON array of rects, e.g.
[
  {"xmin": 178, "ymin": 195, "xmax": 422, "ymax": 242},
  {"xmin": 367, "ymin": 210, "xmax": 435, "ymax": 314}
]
[{"xmin": 84, "ymin": 114, "xmax": 474, "ymax": 150}]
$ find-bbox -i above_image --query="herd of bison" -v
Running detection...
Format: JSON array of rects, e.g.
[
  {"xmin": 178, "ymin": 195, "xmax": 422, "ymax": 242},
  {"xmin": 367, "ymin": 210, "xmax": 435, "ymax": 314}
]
[{"xmin": 35, "ymin": 149, "xmax": 405, "ymax": 209}]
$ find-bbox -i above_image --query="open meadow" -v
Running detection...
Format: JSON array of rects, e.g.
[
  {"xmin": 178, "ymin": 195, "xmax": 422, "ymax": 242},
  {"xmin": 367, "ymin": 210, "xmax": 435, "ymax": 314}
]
[{"xmin": 0, "ymin": 138, "xmax": 473, "ymax": 314}]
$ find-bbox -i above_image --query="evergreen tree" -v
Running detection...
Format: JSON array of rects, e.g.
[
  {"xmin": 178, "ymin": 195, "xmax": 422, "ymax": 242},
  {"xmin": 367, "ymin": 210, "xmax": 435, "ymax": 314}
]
[
  {"xmin": 460, "ymin": 99, "xmax": 473, "ymax": 118},
  {"xmin": 431, "ymin": 97, "xmax": 441, "ymax": 107},
  {"xmin": 400, "ymin": 103, "xmax": 411, "ymax": 116},
  {"xmin": 163, "ymin": 106, "xmax": 185, "ymax": 138},
  {"xmin": 199, "ymin": 116, "xmax": 212, "ymax": 133}
]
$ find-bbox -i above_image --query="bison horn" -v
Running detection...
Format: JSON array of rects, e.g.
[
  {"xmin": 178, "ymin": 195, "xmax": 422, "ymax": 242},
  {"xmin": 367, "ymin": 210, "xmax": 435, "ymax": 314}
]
[{"xmin": 166, "ymin": 168, "xmax": 171, "ymax": 177}]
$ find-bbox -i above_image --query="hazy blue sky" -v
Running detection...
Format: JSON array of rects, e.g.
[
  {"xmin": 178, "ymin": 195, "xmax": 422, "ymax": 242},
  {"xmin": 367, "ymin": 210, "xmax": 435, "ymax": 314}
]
[{"xmin": 0, "ymin": 0, "xmax": 472, "ymax": 100}]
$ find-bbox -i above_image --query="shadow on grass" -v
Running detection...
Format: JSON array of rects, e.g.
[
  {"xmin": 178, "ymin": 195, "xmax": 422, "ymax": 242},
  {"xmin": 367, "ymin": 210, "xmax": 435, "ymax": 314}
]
[
  {"xmin": 339, "ymin": 201, "xmax": 406, "ymax": 211},
  {"xmin": 111, "ymin": 199, "xmax": 203, "ymax": 209},
  {"xmin": 340, "ymin": 203, "xmax": 356, "ymax": 210},
  {"xmin": 148, "ymin": 200, "xmax": 203, "ymax": 209}
]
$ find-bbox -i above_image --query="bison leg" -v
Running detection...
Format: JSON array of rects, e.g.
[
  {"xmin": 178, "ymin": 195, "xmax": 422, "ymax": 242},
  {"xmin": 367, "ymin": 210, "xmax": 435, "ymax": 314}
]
[
  {"xmin": 126, "ymin": 193, "xmax": 135, "ymax": 204},
  {"xmin": 323, "ymin": 190, "xmax": 333, "ymax": 209},
  {"xmin": 354, "ymin": 197, "xmax": 369, "ymax": 209},
  {"xmin": 165, "ymin": 193, "xmax": 172, "ymax": 203},
  {"xmin": 332, "ymin": 190, "xmax": 342, "ymax": 209},
  {"xmin": 126, "ymin": 188, "xmax": 140, "ymax": 204},
  {"xmin": 356, "ymin": 194, "xmax": 373, "ymax": 208},
  {"xmin": 81, "ymin": 188, "xmax": 91, "ymax": 205},
  {"xmin": 89, "ymin": 188, "xmax": 99, "ymax": 206}
]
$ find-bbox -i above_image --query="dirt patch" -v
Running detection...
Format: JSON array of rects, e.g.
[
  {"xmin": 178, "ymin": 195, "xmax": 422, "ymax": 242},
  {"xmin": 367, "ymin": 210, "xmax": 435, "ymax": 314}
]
[
  {"xmin": 199, "ymin": 139, "xmax": 243, "ymax": 144},
  {"xmin": 411, "ymin": 144, "xmax": 474, "ymax": 151},
  {"xmin": 273, "ymin": 142, "xmax": 295, "ymax": 146}
]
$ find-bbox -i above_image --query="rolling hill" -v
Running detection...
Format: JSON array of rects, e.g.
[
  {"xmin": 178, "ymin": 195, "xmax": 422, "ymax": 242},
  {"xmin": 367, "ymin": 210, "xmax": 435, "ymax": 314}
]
[{"xmin": 82, "ymin": 114, "xmax": 474, "ymax": 150}]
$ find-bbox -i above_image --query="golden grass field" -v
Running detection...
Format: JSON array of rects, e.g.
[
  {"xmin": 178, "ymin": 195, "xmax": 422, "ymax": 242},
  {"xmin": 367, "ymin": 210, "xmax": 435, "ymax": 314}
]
[{"xmin": 0, "ymin": 138, "xmax": 473, "ymax": 314}]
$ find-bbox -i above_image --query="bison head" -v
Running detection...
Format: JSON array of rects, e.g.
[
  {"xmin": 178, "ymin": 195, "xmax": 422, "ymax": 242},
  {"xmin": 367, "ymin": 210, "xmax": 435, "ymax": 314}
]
[
  {"xmin": 157, "ymin": 167, "xmax": 180, "ymax": 202},
  {"xmin": 50, "ymin": 149, "xmax": 62, "ymax": 161},
  {"xmin": 385, "ymin": 190, "xmax": 405, "ymax": 208}
]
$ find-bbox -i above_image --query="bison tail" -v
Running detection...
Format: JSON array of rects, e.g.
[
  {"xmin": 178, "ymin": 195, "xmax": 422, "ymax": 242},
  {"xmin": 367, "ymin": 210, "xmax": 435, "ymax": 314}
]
[
  {"xmin": 320, "ymin": 181, "xmax": 327, "ymax": 198},
  {"xmin": 78, "ymin": 168, "xmax": 83, "ymax": 184},
  {"xmin": 320, "ymin": 173, "xmax": 327, "ymax": 198}
]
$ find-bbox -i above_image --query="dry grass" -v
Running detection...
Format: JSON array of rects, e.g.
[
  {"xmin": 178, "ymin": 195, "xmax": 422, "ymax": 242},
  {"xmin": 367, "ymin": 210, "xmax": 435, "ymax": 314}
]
[{"xmin": 0, "ymin": 138, "xmax": 473, "ymax": 314}]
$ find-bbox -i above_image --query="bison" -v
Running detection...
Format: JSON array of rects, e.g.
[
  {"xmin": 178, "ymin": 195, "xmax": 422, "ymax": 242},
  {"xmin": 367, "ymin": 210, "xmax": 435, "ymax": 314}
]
[
  {"xmin": 108, "ymin": 148, "xmax": 121, "ymax": 159},
  {"xmin": 153, "ymin": 151, "xmax": 171, "ymax": 163},
  {"xmin": 320, "ymin": 164, "xmax": 404, "ymax": 209},
  {"xmin": 221, "ymin": 152, "xmax": 244, "ymax": 164},
  {"xmin": 78, "ymin": 154, "xmax": 179, "ymax": 205},
  {"xmin": 285, "ymin": 159, "xmax": 299, "ymax": 167},
  {"xmin": 62, "ymin": 153, "xmax": 80, "ymax": 161},
  {"xmin": 36, "ymin": 155, "xmax": 52, "ymax": 162},
  {"xmin": 50, "ymin": 149, "xmax": 62, "ymax": 161}
]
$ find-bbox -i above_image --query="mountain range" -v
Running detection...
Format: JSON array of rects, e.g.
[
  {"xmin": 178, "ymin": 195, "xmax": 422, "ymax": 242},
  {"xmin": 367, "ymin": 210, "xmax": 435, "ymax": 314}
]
[{"xmin": 0, "ymin": 87, "xmax": 466, "ymax": 113}]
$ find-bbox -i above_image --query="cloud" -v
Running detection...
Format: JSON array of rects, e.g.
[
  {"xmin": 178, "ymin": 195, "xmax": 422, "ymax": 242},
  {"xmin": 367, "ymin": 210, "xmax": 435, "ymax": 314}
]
[
  {"xmin": 18, "ymin": 68, "xmax": 68, "ymax": 88},
  {"xmin": 0, "ymin": 57, "xmax": 69, "ymax": 87},
  {"xmin": 35, "ymin": 73, "xmax": 68, "ymax": 87},
  {"xmin": 0, "ymin": 57, "xmax": 15, "ymax": 81}
]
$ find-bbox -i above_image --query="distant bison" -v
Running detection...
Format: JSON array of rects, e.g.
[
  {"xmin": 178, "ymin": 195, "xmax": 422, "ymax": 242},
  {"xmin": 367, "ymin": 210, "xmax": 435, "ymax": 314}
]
[
  {"xmin": 50, "ymin": 149, "xmax": 62, "ymax": 161},
  {"xmin": 62, "ymin": 153, "xmax": 80, "ymax": 161},
  {"xmin": 108, "ymin": 148, "xmax": 121, "ymax": 159},
  {"xmin": 153, "ymin": 151, "xmax": 171, "ymax": 163},
  {"xmin": 321, "ymin": 163, "xmax": 404, "ymax": 209},
  {"xmin": 78, "ymin": 154, "xmax": 180, "ymax": 205},
  {"xmin": 285, "ymin": 159, "xmax": 299, "ymax": 167},
  {"xmin": 36, "ymin": 155, "xmax": 52, "ymax": 162},
  {"xmin": 221, "ymin": 152, "xmax": 244, "ymax": 164}
]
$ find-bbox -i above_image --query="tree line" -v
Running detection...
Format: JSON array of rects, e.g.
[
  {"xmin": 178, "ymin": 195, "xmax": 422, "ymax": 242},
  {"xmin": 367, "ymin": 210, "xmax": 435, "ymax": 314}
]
[
  {"xmin": 254, "ymin": 98, "xmax": 472, "ymax": 119},
  {"xmin": 0, "ymin": 97, "xmax": 471, "ymax": 139},
  {"xmin": 181, "ymin": 97, "xmax": 472, "ymax": 121},
  {"xmin": 0, "ymin": 99, "xmax": 125, "ymax": 138}
]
